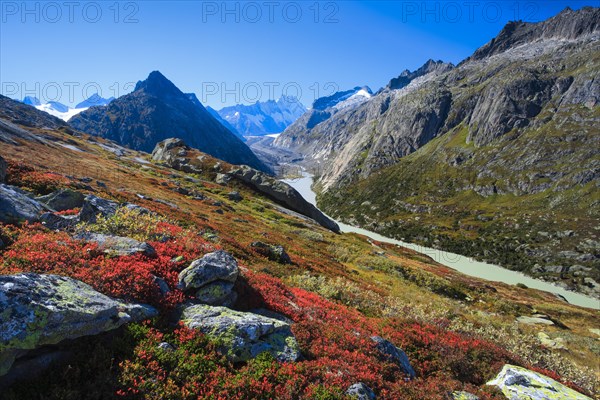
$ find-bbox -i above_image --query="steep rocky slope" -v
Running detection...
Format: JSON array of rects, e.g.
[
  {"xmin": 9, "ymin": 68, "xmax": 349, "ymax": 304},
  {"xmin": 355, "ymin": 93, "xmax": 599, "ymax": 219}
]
[
  {"xmin": 276, "ymin": 7, "xmax": 600, "ymax": 296},
  {"xmin": 69, "ymin": 71, "xmax": 269, "ymax": 172}
]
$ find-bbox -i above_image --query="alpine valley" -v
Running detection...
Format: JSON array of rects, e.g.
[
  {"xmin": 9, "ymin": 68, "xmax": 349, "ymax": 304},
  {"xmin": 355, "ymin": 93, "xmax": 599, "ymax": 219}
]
[
  {"xmin": 0, "ymin": 5, "xmax": 599, "ymax": 400},
  {"xmin": 275, "ymin": 6, "xmax": 600, "ymax": 299}
]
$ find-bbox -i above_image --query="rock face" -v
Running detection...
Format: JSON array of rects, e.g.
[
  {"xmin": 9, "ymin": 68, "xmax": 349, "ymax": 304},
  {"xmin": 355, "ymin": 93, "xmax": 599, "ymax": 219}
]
[
  {"xmin": 178, "ymin": 251, "xmax": 239, "ymax": 307},
  {"xmin": 346, "ymin": 382, "xmax": 376, "ymax": 400},
  {"xmin": 74, "ymin": 232, "xmax": 156, "ymax": 257},
  {"xmin": 69, "ymin": 71, "xmax": 268, "ymax": 172},
  {"xmin": 0, "ymin": 184, "xmax": 46, "ymax": 224},
  {"xmin": 0, "ymin": 274, "xmax": 157, "ymax": 376},
  {"xmin": 229, "ymin": 165, "xmax": 340, "ymax": 233},
  {"xmin": 0, "ymin": 155, "xmax": 6, "ymax": 182},
  {"xmin": 79, "ymin": 194, "xmax": 119, "ymax": 223},
  {"xmin": 181, "ymin": 304, "xmax": 301, "ymax": 363},
  {"xmin": 371, "ymin": 336, "xmax": 416, "ymax": 378},
  {"xmin": 36, "ymin": 189, "xmax": 84, "ymax": 212},
  {"xmin": 486, "ymin": 364, "xmax": 592, "ymax": 400}
]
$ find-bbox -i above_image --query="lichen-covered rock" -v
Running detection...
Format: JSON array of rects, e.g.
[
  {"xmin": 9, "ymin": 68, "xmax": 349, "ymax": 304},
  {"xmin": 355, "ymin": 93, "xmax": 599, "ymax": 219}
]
[
  {"xmin": 36, "ymin": 189, "xmax": 84, "ymax": 212},
  {"xmin": 0, "ymin": 274, "xmax": 157, "ymax": 376},
  {"xmin": 74, "ymin": 232, "xmax": 156, "ymax": 257},
  {"xmin": 79, "ymin": 194, "xmax": 119, "ymax": 223},
  {"xmin": 486, "ymin": 364, "xmax": 592, "ymax": 400},
  {"xmin": 537, "ymin": 332, "xmax": 566, "ymax": 350},
  {"xmin": 371, "ymin": 336, "xmax": 416, "ymax": 378},
  {"xmin": 178, "ymin": 250, "xmax": 239, "ymax": 291},
  {"xmin": 346, "ymin": 382, "xmax": 376, "ymax": 399},
  {"xmin": 194, "ymin": 281, "xmax": 237, "ymax": 307},
  {"xmin": 250, "ymin": 242, "xmax": 292, "ymax": 264},
  {"xmin": 181, "ymin": 304, "xmax": 301, "ymax": 363},
  {"xmin": 0, "ymin": 184, "xmax": 46, "ymax": 224},
  {"xmin": 0, "ymin": 155, "xmax": 6, "ymax": 182},
  {"xmin": 452, "ymin": 391, "xmax": 479, "ymax": 400}
]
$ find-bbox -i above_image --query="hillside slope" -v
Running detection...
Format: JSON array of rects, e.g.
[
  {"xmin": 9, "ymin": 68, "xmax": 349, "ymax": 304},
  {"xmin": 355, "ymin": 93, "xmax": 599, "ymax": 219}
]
[
  {"xmin": 0, "ymin": 95, "xmax": 598, "ymax": 398},
  {"xmin": 276, "ymin": 7, "xmax": 600, "ymax": 297}
]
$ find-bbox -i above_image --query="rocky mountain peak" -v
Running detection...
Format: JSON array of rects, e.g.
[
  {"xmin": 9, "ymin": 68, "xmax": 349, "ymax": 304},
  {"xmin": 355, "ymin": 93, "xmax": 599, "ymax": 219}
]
[
  {"xmin": 134, "ymin": 70, "xmax": 180, "ymax": 96},
  {"xmin": 470, "ymin": 6, "xmax": 599, "ymax": 61},
  {"xmin": 387, "ymin": 59, "xmax": 454, "ymax": 90}
]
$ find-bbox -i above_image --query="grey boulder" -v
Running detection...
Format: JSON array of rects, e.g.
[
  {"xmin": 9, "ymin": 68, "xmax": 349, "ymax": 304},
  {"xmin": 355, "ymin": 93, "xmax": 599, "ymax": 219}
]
[
  {"xmin": 36, "ymin": 189, "xmax": 84, "ymax": 212},
  {"xmin": 181, "ymin": 304, "xmax": 301, "ymax": 363},
  {"xmin": 79, "ymin": 194, "xmax": 119, "ymax": 223},
  {"xmin": 178, "ymin": 250, "xmax": 239, "ymax": 290},
  {"xmin": 251, "ymin": 241, "xmax": 292, "ymax": 264},
  {"xmin": 40, "ymin": 212, "xmax": 80, "ymax": 231},
  {"xmin": 194, "ymin": 281, "xmax": 237, "ymax": 307},
  {"xmin": 0, "ymin": 184, "xmax": 46, "ymax": 224},
  {"xmin": 74, "ymin": 232, "xmax": 156, "ymax": 257},
  {"xmin": 486, "ymin": 364, "xmax": 591, "ymax": 399},
  {"xmin": 0, "ymin": 273, "xmax": 157, "ymax": 376},
  {"xmin": 371, "ymin": 336, "xmax": 416, "ymax": 378},
  {"xmin": 346, "ymin": 382, "xmax": 376, "ymax": 400}
]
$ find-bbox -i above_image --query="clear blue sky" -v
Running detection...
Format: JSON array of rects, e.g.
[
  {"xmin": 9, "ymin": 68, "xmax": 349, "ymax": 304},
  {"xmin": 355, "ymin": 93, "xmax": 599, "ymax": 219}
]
[{"xmin": 1, "ymin": 1, "xmax": 597, "ymax": 108}]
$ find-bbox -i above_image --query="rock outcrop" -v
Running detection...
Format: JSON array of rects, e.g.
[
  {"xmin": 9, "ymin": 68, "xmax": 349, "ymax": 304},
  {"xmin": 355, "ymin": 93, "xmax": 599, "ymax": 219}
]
[
  {"xmin": 181, "ymin": 304, "xmax": 301, "ymax": 363},
  {"xmin": 229, "ymin": 165, "xmax": 340, "ymax": 233},
  {"xmin": 0, "ymin": 184, "xmax": 46, "ymax": 224},
  {"xmin": 79, "ymin": 194, "xmax": 119, "ymax": 223},
  {"xmin": 0, "ymin": 274, "xmax": 157, "ymax": 376},
  {"xmin": 36, "ymin": 189, "xmax": 84, "ymax": 212},
  {"xmin": 486, "ymin": 364, "xmax": 592, "ymax": 399}
]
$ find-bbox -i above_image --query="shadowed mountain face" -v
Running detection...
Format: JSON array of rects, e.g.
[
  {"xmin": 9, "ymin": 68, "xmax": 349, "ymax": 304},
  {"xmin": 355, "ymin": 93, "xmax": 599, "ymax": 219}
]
[
  {"xmin": 69, "ymin": 71, "xmax": 269, "ymax": 173},
  {"xmin": 275, "ymin": 7, "xmax": 600, "ymax": 297}
]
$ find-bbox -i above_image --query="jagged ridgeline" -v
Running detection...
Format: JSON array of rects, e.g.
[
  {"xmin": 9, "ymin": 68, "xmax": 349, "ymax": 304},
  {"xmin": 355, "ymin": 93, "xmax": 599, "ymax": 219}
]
[{"xmin": 275, "ymin": 7, "xmax": 600, "ymax": 297}]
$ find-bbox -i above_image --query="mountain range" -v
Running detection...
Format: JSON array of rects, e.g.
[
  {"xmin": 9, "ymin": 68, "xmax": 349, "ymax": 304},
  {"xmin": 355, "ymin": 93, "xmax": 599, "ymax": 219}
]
[
  {"xmin": 69, "ymin": 71, "xmax": 269, "ymax": 172},
  {"xmin": 21, "ymin": 94, "xmax": 114, "ymax": 121},
  {"xmin": 217, "ymin": 96, "xmax": 306, "ymax": 137},
  {"xmin": 274, "ymin": 6, "xmax": 600, "ymax": 297}
]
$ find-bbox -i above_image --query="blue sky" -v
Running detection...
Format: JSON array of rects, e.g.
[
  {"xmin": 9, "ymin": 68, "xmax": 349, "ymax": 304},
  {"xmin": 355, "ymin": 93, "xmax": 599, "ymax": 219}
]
[{"xmin": 1, "ymin": 1, "xmax": 597, "ymax": 108}]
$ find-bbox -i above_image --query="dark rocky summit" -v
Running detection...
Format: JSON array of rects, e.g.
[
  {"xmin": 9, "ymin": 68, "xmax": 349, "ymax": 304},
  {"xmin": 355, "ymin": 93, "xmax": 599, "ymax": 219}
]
[{"xmin": 69, "ymin": 71, "xmax": 268, "ymax": 172}]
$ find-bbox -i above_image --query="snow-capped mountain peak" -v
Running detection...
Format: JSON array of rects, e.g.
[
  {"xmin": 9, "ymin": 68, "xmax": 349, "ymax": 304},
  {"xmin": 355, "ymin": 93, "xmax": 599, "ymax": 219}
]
[
  {"xmin": 21, "ymin": 93, "xmax": 114, "ymax": 122},
  {"xmin": 75, "ymin": 93, "xmax": 114, "ymax": 109}
]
